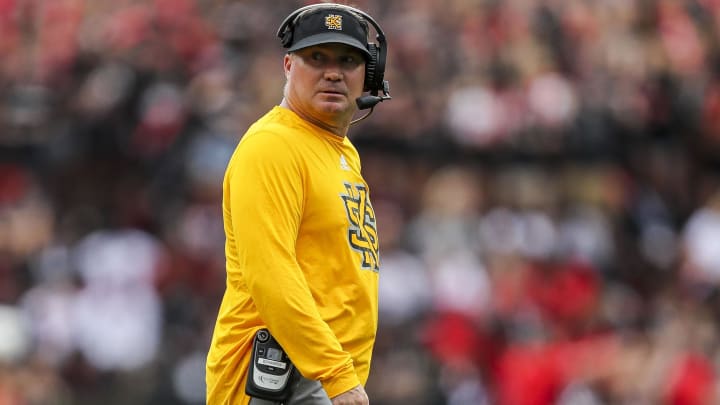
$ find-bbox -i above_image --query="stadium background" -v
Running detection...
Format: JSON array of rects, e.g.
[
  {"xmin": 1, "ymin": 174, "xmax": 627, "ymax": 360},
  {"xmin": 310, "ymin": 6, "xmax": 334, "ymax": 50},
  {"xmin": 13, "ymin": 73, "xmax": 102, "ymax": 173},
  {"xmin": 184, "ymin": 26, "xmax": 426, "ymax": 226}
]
[{"xmin": 2, "ymin": 0, "xmax": 720, "ymax": 403}]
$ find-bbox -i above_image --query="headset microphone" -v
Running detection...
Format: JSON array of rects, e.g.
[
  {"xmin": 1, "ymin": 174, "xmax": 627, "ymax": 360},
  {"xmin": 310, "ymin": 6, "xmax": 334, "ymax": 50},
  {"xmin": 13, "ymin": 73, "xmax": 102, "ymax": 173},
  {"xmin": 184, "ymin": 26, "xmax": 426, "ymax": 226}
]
[
  {"xmin": 353, "ymin": 79, "xmax": 390, "ymax": 123},
  {"xmin": 356, "ymin": 79, "xmax": 391, "ymax": 110},
  {"xmin": 356, "ymin": 96, "xmax": 382, "ymax": 110},
  {"xmin": 352, "ymin": 79, "xmax": 391, "ymax": 124}
]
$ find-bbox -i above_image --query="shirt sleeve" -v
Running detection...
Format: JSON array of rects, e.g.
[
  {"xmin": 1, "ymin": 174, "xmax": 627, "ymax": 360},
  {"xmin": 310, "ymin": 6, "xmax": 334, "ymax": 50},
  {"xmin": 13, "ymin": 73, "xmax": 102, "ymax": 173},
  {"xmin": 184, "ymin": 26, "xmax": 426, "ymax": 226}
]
[{"xmin": 227, "ymin": 131, "xmax": 361, "ymax": 397}]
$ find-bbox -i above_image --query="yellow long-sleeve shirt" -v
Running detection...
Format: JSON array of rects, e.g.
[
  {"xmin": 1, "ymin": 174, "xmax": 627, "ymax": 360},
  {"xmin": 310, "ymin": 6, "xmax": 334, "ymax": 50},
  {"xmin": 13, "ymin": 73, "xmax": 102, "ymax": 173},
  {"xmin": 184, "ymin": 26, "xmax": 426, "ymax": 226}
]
[{"xmin": 206, "ymin": 106, "xmax": 379, "ymax": 404}]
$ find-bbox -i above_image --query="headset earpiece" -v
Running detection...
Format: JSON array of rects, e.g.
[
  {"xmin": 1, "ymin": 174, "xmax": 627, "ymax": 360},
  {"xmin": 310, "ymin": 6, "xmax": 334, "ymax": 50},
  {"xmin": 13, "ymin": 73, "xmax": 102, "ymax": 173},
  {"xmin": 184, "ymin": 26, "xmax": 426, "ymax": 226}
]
[
  {"xmin": 372, "ymin": 37, "xmax": 387, "ymax": 92},
  {"xmin": 277, "ymin": 8, "xmax": 300, "ymax": 49},
  {"xmin": 364, "ymin": 43, "xmax": 378, "ymax": 92},
  {"xmin": 280, "ymin": 27, "xmax": 293, "ymax": 48}
]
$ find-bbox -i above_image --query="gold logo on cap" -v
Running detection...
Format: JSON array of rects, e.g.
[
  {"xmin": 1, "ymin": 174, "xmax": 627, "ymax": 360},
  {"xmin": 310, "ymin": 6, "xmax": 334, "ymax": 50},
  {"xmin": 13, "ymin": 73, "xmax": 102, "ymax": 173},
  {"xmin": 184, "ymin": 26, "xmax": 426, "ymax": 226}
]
[{"xmin": 325, "ymin": 14, "xmax": 342, "ymax": 30}]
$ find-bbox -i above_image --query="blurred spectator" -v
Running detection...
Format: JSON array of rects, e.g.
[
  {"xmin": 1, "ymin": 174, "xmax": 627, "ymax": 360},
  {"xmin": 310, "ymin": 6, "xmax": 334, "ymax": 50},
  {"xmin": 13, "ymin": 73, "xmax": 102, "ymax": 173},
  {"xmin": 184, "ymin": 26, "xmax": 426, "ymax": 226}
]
[{"xmin": 681, "ymin": 190, "xmax": 720, "ymax": 290}]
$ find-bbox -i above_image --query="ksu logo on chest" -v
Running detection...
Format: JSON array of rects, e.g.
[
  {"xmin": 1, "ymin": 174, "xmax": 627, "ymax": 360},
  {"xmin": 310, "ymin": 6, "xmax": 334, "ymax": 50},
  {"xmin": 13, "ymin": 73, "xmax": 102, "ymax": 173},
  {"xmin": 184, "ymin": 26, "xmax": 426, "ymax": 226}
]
[{"xmin": 339, "ymin": 181, "xmax": 379, "ymax": 272}]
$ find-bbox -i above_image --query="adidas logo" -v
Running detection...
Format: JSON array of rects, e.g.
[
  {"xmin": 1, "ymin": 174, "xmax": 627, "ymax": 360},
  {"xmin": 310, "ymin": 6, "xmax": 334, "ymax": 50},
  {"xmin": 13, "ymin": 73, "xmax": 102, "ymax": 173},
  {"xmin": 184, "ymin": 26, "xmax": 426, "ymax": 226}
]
[{"xmin": 339, "ymin": 155, "xmax": 350, "ymax": 171}]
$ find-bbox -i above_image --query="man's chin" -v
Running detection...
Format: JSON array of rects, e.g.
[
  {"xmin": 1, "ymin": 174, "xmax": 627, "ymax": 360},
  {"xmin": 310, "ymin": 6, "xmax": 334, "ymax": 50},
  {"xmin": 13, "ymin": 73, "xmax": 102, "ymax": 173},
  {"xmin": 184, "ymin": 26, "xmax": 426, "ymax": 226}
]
[{"xmin": 316, "ymin": 100, "xmax": 352, "ymax": 114}]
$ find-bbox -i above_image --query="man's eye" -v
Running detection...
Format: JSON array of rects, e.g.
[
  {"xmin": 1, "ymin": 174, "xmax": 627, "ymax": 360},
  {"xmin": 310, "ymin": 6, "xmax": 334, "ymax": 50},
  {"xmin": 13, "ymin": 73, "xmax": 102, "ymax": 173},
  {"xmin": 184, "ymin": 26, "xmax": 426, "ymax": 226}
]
[
  {"xmin": 342, "ymin": 56, "xmax": 361, "ymax": 66},
  {"xmin": 310, "ymin": 52, "xmax": 328, "ymax": 63}
]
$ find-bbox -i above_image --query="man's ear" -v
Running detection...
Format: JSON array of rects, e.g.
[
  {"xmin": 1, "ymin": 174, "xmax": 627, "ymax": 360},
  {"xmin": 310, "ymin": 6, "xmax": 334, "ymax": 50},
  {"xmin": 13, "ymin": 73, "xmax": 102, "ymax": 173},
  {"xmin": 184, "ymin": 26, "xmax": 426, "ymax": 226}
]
[{"xmin": 283, "ymin": 54, "xmax": 292, "ymax": 79}]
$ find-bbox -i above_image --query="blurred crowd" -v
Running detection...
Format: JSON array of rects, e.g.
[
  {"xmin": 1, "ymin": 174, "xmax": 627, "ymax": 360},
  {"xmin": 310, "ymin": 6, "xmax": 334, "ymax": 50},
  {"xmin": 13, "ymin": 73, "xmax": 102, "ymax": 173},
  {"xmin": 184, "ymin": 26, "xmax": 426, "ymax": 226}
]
[{"xmin": 2, "ymin": 0, "xmax": 720, "ymax": 403}]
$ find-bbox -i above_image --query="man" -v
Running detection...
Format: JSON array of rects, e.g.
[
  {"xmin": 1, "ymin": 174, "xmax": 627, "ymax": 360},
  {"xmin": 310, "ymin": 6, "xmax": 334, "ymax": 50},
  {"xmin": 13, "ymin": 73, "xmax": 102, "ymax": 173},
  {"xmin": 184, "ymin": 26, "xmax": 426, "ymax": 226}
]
[{"xmin": 206, "ymin": 4, "xmax": 389, "ymax": 404}]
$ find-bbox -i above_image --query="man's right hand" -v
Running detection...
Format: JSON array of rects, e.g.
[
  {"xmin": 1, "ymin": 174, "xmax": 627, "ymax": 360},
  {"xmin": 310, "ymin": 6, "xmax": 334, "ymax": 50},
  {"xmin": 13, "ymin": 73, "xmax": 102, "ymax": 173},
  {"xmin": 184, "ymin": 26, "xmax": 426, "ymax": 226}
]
[{"xmin": 330, "ymin": 385, "xmax": 369, "ymax": 405}]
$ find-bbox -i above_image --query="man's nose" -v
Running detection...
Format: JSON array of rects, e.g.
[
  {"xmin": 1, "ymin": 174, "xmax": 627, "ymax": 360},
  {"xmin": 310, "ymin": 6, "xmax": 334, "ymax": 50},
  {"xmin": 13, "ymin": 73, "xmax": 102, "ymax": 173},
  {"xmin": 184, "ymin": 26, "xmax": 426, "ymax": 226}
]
[{"xmin": 324, "ymin": 69, "xmax": 343, "ymax": 81}]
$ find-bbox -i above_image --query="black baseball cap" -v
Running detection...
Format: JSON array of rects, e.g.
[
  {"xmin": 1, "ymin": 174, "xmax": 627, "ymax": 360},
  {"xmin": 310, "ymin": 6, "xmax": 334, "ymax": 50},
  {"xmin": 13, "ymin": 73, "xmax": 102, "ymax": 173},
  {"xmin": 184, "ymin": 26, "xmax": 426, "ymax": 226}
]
[{"xmin": 286, "ymin": 6, "xmax": 371, "ymax": 59}]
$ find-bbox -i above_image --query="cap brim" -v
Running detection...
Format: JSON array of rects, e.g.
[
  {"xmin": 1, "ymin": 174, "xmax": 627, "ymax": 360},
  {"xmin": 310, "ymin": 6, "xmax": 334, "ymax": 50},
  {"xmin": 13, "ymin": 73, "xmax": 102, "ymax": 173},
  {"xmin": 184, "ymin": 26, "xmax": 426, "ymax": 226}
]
[{"xmin": 287, "ymin": 33, "xmax": 370, "ymax": 59}]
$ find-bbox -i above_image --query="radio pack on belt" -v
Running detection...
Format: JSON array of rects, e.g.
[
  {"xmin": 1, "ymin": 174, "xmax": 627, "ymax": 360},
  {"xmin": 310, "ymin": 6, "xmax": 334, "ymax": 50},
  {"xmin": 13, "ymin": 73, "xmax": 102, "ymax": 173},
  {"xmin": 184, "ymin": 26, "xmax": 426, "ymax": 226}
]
[{"xmin": 246, "ymin": 328, "xmax": 296, "ymax": 402}]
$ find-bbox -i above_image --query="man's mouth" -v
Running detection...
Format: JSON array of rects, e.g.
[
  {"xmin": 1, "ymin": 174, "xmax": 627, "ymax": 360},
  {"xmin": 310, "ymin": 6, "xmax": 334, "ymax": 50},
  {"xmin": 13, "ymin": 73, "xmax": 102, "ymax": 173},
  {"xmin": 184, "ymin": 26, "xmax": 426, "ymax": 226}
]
[{"xmin": 319, "ymin": 89, "xmax": 345, "ymax": 96}]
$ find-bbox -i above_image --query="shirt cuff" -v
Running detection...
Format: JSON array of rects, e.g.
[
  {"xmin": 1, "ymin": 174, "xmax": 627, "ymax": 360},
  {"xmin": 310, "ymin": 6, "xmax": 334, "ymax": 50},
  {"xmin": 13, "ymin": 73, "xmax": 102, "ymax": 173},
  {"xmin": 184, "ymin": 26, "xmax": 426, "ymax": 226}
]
[{"xmin": 321, "ymin": 369, "xmax": 361, "ymax": 399}]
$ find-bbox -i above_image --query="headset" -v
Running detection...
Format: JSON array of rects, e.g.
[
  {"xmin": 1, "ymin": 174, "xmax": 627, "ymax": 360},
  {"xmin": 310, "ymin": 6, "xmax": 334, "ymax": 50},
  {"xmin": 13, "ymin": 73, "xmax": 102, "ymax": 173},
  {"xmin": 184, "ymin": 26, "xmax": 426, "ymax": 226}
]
[{"xmin": 277, "ymin": 3, "xmax": 391, "ymax": 116}]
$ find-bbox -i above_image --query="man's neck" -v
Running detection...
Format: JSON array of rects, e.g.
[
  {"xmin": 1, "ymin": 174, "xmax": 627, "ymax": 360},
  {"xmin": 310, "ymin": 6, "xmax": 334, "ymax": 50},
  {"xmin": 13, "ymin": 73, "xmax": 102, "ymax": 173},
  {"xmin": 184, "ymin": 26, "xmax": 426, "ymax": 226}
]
[{"xmin": 280, "ymin": 98, "xmax": 349, "ymax": 138}]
